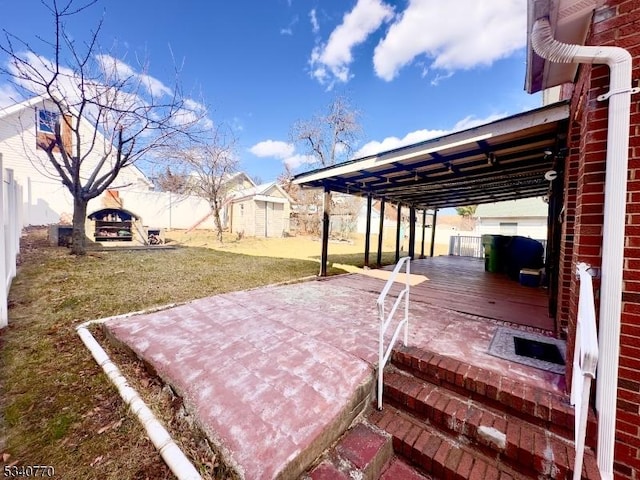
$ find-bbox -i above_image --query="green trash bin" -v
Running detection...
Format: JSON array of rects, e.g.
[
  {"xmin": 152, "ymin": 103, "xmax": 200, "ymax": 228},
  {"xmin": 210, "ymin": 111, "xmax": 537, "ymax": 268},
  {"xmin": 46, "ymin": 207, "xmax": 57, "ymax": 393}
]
[{"xmin": 481, "ymin": 234, "xmax": 506, "ymax": 272}]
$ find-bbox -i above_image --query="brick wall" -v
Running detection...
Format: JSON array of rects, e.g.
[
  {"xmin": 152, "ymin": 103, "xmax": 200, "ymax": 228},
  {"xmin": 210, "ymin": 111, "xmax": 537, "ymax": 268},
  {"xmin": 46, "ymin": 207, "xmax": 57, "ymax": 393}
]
[{"xmin": 561, "ymin": 1, "xmax": 640, "ymax": 477}]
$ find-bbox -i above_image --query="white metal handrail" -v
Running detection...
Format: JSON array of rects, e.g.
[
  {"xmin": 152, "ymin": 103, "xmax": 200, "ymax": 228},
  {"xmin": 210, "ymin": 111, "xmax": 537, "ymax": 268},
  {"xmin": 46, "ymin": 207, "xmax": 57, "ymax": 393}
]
[
  {"xmin": 571, "ymin": 262, "xmax": 599, "ymax": 480},
  {"xmin": 377, "ymin": 256, "xmax": 411, "ymax": 410}
]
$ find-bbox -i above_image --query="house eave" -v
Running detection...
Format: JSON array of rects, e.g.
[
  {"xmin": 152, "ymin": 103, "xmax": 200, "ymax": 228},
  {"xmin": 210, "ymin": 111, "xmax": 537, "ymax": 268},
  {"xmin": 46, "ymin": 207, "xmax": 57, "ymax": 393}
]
[{"xmin": 525, "ymin": 0, "xmax": 597, "ymax": 94}]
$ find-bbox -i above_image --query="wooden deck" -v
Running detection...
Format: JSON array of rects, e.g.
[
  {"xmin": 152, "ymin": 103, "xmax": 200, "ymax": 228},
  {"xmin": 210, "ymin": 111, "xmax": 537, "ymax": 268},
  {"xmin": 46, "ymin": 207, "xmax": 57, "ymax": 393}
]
[{"xmin": 359, "ymin": 256, "xmax": 554, "ymax": 332}]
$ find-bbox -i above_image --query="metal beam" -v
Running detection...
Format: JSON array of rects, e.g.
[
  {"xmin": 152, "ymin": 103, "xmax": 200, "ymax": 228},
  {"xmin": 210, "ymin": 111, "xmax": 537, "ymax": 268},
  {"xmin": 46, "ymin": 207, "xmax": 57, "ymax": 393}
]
[
  {"xmin": 395, "ymin": 203, "xmax": 402, "ymax": 262},
  {"xmin": 364, "ymin": 193, "xmax": 372, "ymax": 268},
  {"xmin": 377, "ymin": 199, "xmax": 385, "ymax": 266},
  {"xmin": 430, "ymin": 209, "xmax": 438, "ymax": 257},
  {"xmin": 320, "ymin": 186, "xmax": 330, "ymax": 277},
  {"xmin": 420, "ymin": 210, "xmax": 427, "ymax": 258},
  {"xmin": 408, "ymin": 206, "xmax": 416, "ymax": 259}
]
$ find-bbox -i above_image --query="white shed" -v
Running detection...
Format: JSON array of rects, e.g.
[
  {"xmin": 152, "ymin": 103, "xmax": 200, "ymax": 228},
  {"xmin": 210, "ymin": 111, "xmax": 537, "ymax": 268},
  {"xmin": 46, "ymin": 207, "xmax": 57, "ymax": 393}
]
[{"xmin": 229, "ymin": 183, "xmax": 293, "ymax": 238}]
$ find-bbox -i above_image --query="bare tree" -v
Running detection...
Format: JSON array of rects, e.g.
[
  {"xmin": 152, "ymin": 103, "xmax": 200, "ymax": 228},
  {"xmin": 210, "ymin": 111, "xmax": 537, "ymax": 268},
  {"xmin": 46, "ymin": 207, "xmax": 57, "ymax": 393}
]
[
  {"xmin": 288, "ymin": 96, "xmax": 361, "ymax": 239},
  {"xmin": 249, "ymin": 173, "xmax": 263, "ymax": 186},
  {"xmin": 290, "ymin": 95, "xmax": 361, "ymax": 168},
  {"xmin": 277, "ymin": 162, "xmax": 298, "ymax": 198},
  {"xmin": 0, "ymin": 0, "xmax": 204, "ymax": 254},
  {"xmin": 165, "ymin": 126, "xmax": 238, "ymax": 243},
  {"xmin": 154, "ymin": 166, "xmax": 189, "ymax": 194}
]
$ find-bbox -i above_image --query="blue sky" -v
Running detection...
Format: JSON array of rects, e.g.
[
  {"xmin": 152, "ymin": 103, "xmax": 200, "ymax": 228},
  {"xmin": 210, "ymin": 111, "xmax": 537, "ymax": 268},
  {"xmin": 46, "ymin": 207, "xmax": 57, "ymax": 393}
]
[{"xmin": 0, "ymin": 0, "xmax": 541, "ymax": 183}]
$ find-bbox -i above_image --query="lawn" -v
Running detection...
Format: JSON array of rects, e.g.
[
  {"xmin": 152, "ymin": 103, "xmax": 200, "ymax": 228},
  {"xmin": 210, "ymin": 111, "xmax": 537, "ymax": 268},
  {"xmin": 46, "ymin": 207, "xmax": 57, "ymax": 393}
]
[{"xmin": 0, "ymin": 227, "xmax": 448, "ymax": 479}]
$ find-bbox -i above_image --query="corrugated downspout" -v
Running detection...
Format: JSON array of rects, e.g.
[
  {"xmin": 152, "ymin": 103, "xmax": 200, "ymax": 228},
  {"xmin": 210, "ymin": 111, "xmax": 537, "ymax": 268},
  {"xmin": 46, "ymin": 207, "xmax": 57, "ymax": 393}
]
[{"xmin": 532, "ymin": 17, "xmax": 636, "ymax": 480}]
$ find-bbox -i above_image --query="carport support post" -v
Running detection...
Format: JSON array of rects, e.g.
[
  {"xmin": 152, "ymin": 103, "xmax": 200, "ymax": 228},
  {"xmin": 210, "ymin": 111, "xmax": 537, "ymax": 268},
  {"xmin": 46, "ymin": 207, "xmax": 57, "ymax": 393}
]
[
  {"xmin": 430, "ymin": 209, "xmax": 438, "ymax": 257},
  {"xmin": 408, "ymin": 206, "xmax": 416, "ymax": 259},
  {"xmin": 420, "ymin": 210, "xmax": 427, "ymax": 258},
  {"xmin": 377, "ymin": 199, "xmax": 385, "ymax": 266},
  {"xmin": 320, "ymin": 186, "xmax": 331, "ymax": 277},
  {"xmin": 364, "ymin": 194, "xmax": 372, "ymax": 268},
  {"xmin": 395, "ymin": 203, "xmax": 402, "ymax": 262}
]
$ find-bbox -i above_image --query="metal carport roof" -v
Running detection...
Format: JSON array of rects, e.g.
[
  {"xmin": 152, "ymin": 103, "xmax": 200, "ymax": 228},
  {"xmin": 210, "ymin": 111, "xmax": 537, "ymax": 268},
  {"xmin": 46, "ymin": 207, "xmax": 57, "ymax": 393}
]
[{"xmin": 293, "ymin": 101, "xmax": 569, "ymax": 210}]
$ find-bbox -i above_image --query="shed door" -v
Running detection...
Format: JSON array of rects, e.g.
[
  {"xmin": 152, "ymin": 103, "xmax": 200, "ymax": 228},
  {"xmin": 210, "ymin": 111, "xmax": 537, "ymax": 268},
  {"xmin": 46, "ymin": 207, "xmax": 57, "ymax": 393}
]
[{"xmin": 265, "ymin": 202, "xmax": 284, "ymax": 237}]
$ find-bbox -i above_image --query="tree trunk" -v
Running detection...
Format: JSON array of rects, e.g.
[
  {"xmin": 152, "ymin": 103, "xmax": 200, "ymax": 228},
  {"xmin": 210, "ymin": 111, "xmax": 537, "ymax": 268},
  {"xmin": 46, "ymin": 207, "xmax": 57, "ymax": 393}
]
[
  {"xmin": 211, "ymin": 201, "xmax": 223, "ymax": 243},
  {"xmin": 71, "ymin": 196, "xmax": 88, "ymax": 255}
]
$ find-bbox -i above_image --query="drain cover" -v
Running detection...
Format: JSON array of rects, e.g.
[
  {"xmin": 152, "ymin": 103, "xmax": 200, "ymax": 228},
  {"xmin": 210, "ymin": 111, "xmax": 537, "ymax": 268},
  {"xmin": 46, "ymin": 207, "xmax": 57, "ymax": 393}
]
[{"xmin": 513, "ymin": 337, "xmax": 565, "ymax": 365}]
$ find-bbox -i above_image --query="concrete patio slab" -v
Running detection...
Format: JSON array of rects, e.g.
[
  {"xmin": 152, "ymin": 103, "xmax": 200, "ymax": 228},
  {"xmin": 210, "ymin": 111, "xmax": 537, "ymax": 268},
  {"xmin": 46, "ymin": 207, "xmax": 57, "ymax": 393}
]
[{"xmin": 104, "ymin": 268, "xmax": 565, "ymax": 479}]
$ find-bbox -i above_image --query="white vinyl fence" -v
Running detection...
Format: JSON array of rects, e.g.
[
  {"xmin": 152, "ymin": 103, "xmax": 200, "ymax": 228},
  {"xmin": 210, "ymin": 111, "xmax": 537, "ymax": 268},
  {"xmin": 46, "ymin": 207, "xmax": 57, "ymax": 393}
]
[{"xmin": 1, "ymin": 154, "xmax": 24, "ymax": 328}]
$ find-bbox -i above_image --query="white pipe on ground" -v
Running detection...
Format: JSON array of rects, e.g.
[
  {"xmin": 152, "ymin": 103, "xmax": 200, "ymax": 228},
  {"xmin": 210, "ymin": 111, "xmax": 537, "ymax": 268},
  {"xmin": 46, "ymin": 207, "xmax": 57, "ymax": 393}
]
[
  {"xmin": 76, "ymin": 306, "xmax": 202, "ymax": 480},
  {"xmin": 531, "ymin": 17, "xmax": 634, "ymax": 480}
]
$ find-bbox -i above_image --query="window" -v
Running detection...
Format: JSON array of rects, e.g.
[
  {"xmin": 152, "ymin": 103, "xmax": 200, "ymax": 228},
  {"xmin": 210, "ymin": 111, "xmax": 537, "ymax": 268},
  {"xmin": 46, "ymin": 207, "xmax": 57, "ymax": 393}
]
[
  {"xmin": 38, "ymin": 109, "xmax": 59, "ymax": 134},
  {"xmin": 499, "ymin": 222, "xmax": 518, "ymax": 235}
]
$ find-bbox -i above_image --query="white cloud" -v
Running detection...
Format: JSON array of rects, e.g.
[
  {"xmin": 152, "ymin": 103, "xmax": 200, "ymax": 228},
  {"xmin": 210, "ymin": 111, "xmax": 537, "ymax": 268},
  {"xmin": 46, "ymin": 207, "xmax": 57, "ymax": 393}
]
[
  {"xmin": 281, "ymin": 15, "xmax": 299, "ymax": 36},
  {"xmin": 374, "ymin": 0, "xmax": 526, "ymax": 81},
  {"xmin": 249, "ymin": 140, "xmax": 295, "ymax": 159},
  {"xmin": 96, "ymin": 54, "xmax": 173, "ymax": 98},
  {"xmin": 249, "ymin": 140, "xmax": 316, "ymax": 170},
  {"xmin": 309, "ymin": 0, "xmax": 394, "ymax": 87},
  {"xmin": 310, "ymin": 9, "xmax": 319, "ymax": 34},
  {"xmin": 452, "ymin": 112, "xmax": 506, "ymax": 130},
  {"xmin": 95, "ymin": 54, "xmax": 135, "ymax": 78},
  {"xmin": 171, "ymin": 98, "xmax": 213, "ymax": 130},
  {"xmin": 139, "ymin": 73, "xmax": 172, "ymax": 98},
  {"xmin": 430, "ymin": 71, "xmax": 454, "ymax": 86},
  {"xmin": 354, "ymin": 112, "xmax": 507, "ymax": 157},
  {"xmin": 355, "ymin": 128, "xmax": 447, "ymax": 158},
  {"xmin": 0, "ymin": 84, "xmax": 20, "ymax": 108},
  {"xmin": 283, "ymin": 154, "xmax": 316, "ymax": 169},
  {"xmin": 4, "ymin": 50, "xmax": 213, "ymax": 139}
]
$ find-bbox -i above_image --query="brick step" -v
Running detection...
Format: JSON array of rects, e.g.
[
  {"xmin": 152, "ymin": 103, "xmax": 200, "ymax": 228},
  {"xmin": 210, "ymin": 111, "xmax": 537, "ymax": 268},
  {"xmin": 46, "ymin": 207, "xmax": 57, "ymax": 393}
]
[
  {"xmin": 391, "ymin": 345, "xmax": 597, "ymax": 446},
  {"xmin": 380, "ymin": 457, "xmax": 433, "ymax": 480},
  {"xmin": 369, "ymin": 404, "xmax": 536, "ymax": 480},
  {"xmin": 301, "ymin": 421, "xmax": 394, "ymax": 480},
  {"xmin": 382, "ymin": 367, "xmax": 600, "ymax": 480}
]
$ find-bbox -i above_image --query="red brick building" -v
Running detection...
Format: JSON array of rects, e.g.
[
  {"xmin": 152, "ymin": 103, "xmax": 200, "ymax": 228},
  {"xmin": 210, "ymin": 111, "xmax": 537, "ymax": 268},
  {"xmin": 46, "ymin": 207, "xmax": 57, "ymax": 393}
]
[{"xmin": 526, "ymin": 1, "xmax": 639, "ymax": 477}]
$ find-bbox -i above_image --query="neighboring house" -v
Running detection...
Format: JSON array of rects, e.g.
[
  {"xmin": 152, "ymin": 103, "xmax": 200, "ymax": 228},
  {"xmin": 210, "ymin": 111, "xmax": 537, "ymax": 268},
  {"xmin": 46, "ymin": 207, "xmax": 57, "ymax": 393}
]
[
  {"xmin": 220, "ymin": 172, "xmax": 256, "ymax": 228},
  {"xmin": 0, "ymin": 96, "xmax": 260, "ymax": 232},
  {"xmin": 355, "ymin": 199, "xmax": 401, "ymax": 234},
  {"xmin": 229, "ymin": 182, "xmax": 293, "ymax": 238},
  {"xmin": 0, "ymin": 95, "xmax": 152, "ymax": 225},
  {"xmin": 475, "ymin": 197, "xmax": 548, "ymax": 239}
]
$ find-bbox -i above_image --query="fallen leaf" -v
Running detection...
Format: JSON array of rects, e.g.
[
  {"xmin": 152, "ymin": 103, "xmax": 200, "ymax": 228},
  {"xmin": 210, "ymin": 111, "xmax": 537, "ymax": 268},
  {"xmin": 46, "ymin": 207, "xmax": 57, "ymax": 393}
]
[
  {"xmin": 90, "ymin": 455, "xmax": 103, "ymax": 467},
  {"xmin": 1, "ymin": 452, "xmax": 10, "ymax": 462}
]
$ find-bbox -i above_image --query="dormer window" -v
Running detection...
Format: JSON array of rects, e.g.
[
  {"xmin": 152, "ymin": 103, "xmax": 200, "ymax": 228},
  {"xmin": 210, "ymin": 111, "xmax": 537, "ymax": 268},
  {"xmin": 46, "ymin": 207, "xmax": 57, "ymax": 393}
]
[{"xmin": 38, "ymin": 109, "xmax": 59, "ymax": 134}]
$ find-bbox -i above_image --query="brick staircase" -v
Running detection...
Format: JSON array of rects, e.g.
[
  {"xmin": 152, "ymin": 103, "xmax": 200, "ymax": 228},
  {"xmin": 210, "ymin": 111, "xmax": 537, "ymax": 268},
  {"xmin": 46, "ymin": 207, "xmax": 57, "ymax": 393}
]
[
  {"xmin": 301, "ymin": 421, "xmax": 431, "ymax": 480},
  {"xmin": 367, "ymin": 345, "xmax": 601, "ymax": 480}
]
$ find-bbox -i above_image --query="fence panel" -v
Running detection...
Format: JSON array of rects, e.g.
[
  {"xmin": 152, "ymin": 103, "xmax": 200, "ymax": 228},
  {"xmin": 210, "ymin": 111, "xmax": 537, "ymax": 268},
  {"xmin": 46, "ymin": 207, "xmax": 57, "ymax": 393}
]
[
  {"xmin": 1, "ymin": 155, "xmax": 23, "ymax": 328},
  {"xmin": 448, "ymin": 235, "xmax": 547, "ymax": 261},
  {"xmin": 448, "ymin": 235, "xmax": 484, "ymax": 257}
]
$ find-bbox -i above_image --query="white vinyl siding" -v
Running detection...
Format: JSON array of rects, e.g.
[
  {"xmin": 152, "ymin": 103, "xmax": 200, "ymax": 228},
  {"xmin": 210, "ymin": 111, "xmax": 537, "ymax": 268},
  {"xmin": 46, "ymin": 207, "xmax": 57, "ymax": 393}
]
[
  {"xmin": 0, "ymin": 98, "xmax": 152, "ymax": 225},
  {"xmin": 255, "ymin": 201, "xmax": 266, "ymax": 237}
]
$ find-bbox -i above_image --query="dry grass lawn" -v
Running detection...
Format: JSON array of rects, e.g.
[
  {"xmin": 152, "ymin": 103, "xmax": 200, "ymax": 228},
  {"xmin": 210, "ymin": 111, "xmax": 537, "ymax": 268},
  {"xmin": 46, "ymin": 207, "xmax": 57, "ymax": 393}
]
[
  {"xmin": 0, "ymin": 227, "xmax": 448, "ymax": 479},
  {"xmin": 167, "ymin": 229, "xmax": 450, "ymax": 270}
]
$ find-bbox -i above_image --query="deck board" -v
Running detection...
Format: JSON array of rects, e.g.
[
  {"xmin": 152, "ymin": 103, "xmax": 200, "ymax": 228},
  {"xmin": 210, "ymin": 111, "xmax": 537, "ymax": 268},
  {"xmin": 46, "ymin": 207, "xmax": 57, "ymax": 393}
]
[{"xmin": 343, "ymin": 256, "xmax": 554, "ymax": 331}]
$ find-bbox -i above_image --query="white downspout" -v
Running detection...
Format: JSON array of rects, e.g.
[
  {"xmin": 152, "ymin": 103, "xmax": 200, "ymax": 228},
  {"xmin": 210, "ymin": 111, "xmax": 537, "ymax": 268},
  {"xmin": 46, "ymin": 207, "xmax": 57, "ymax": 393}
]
[{"xmin": 531, "ymin": 17, "xmax": 637, "ymax": 479}]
